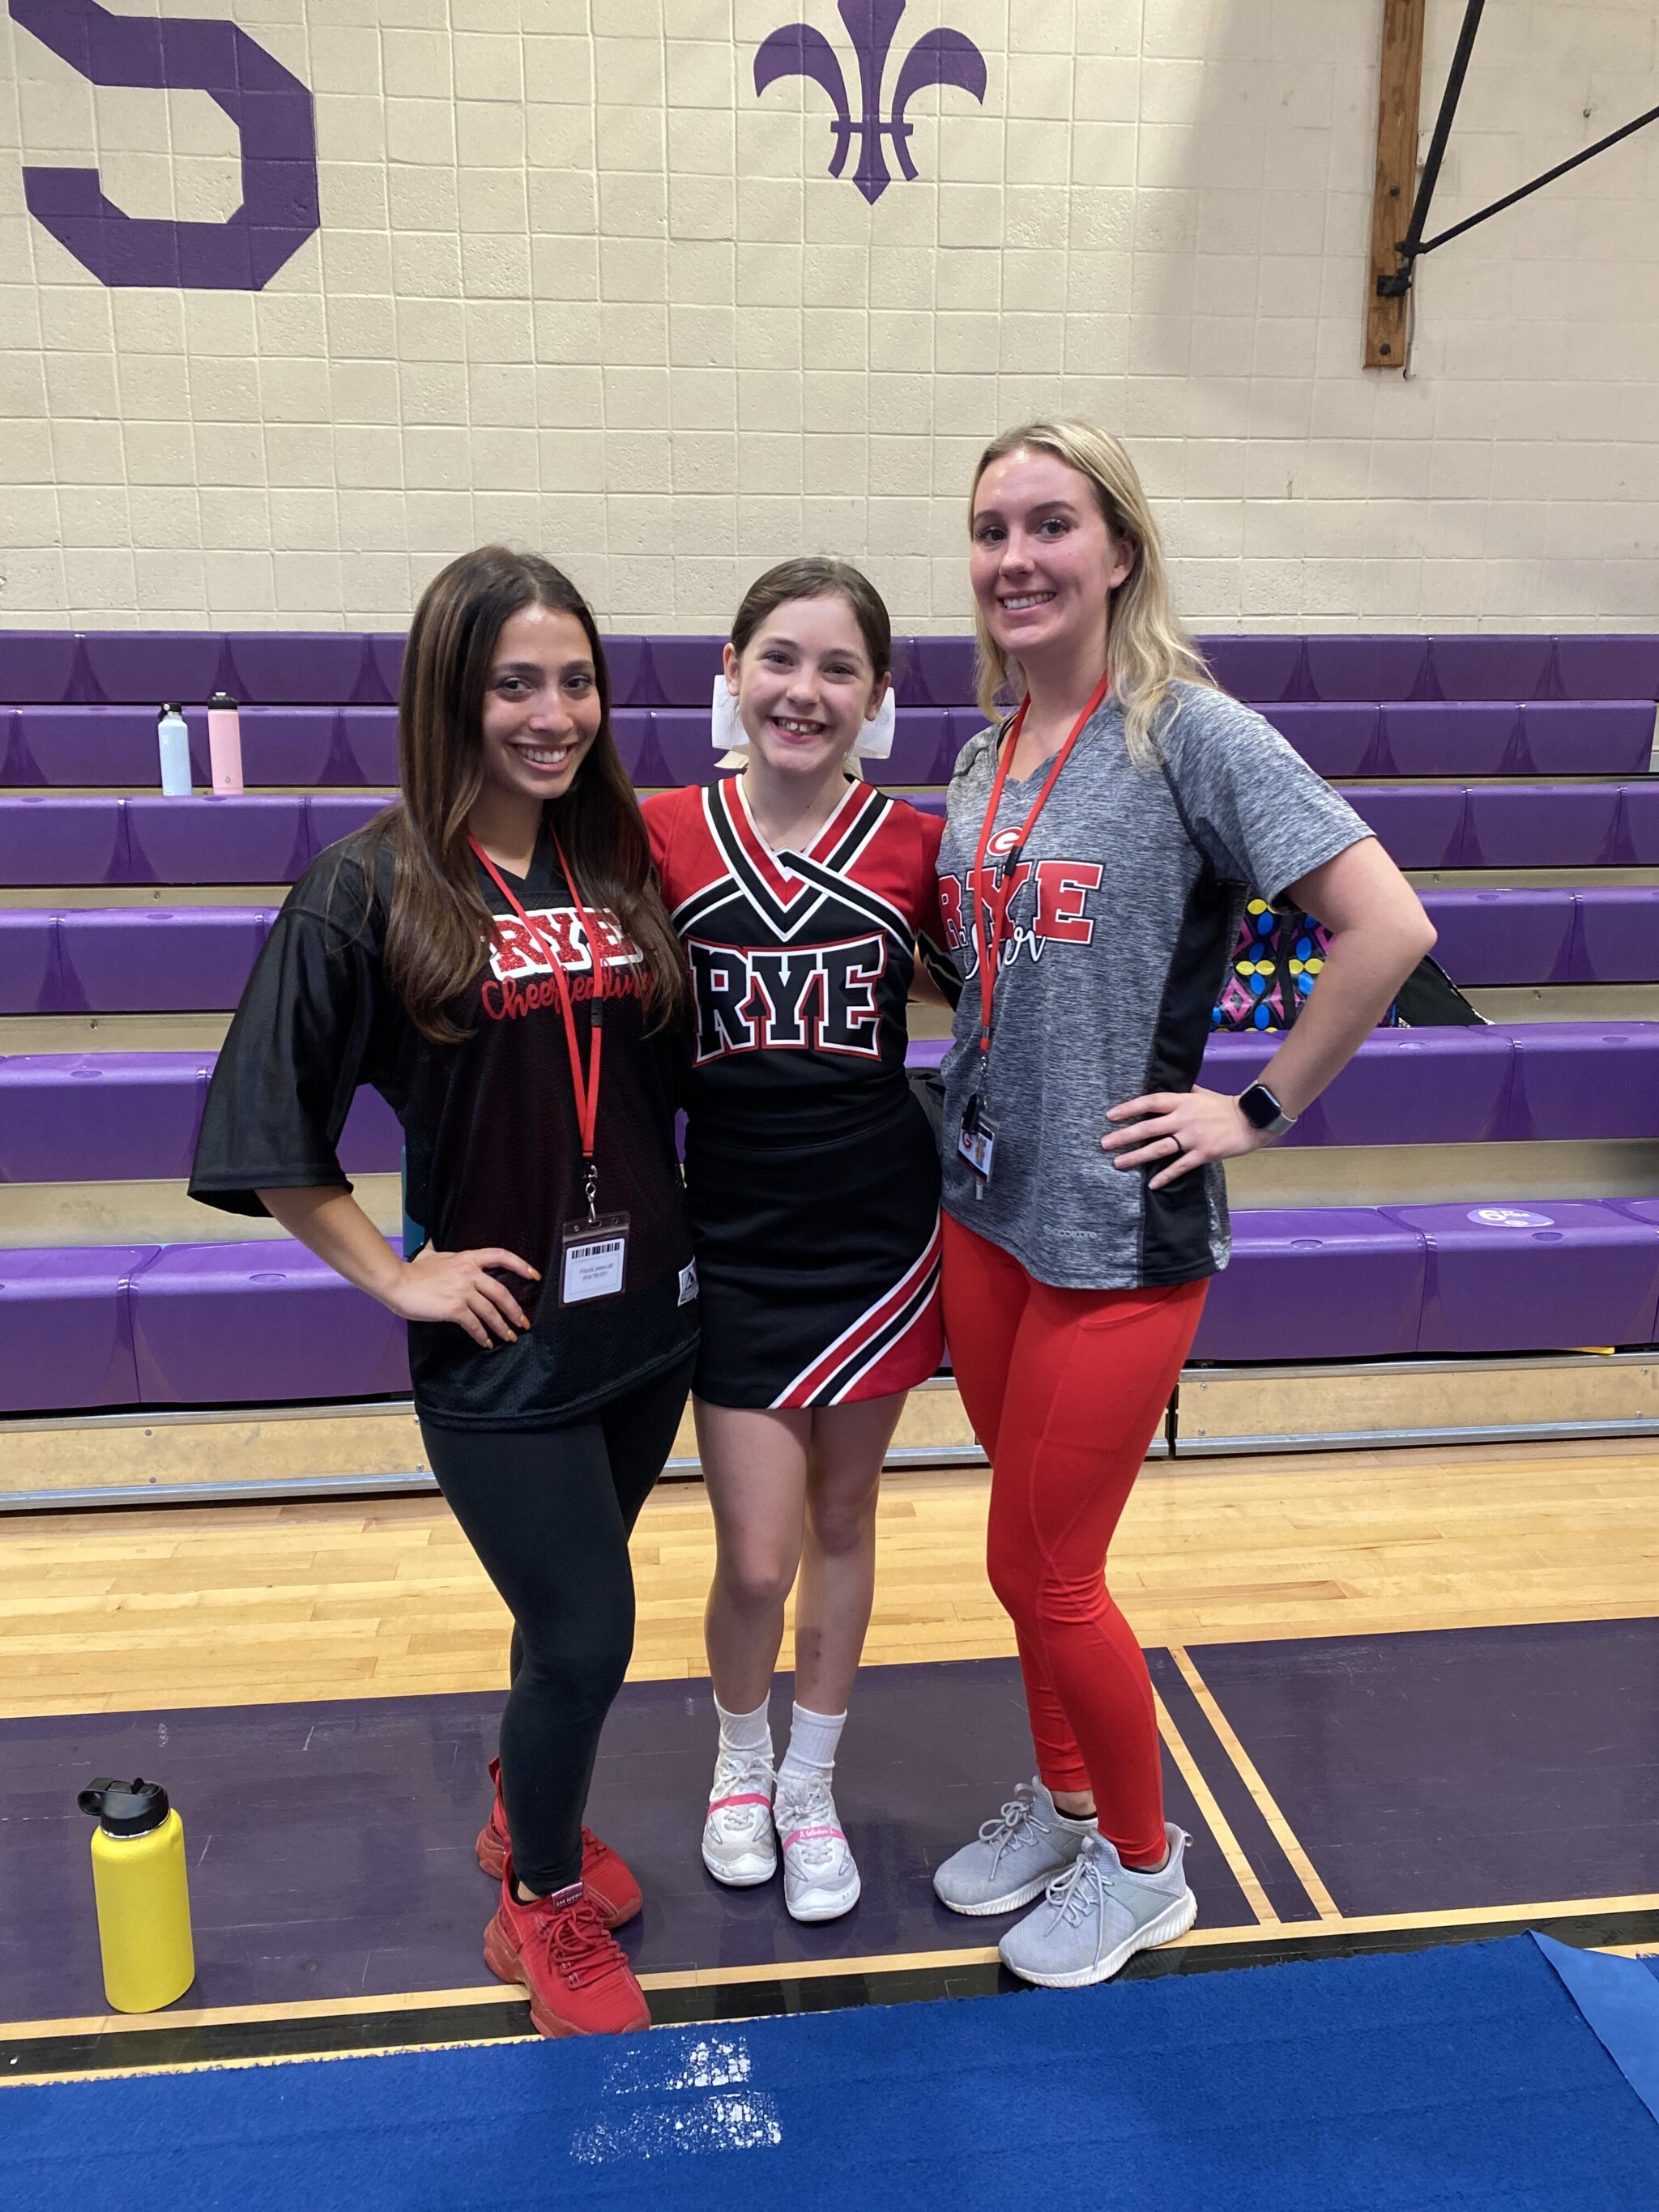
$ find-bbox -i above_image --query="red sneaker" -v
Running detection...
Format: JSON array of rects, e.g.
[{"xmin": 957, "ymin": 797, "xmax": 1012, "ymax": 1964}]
[
  {"xmin": 484, "ymin": 1859, "xmax": 650, "ymax": 2038},
  {"xmin": 476, "ymin": 1758, "xmax": 642, "ymax": 1929}
]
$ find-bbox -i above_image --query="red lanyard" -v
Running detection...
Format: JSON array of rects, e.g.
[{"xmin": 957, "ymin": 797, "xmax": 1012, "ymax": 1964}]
[
  {"xmin": 470, "ymin": 830, "xmax": 609, "ymax": 1197},
  {"xmin": 970, "ymin": 672, "xmax": 1111, "ymax": 1068}
]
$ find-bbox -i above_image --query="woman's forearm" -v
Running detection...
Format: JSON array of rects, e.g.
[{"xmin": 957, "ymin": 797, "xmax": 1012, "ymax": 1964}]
[{"xmin": 256, "ymin": 1184, "xmax": 405, "ymax": 1306}]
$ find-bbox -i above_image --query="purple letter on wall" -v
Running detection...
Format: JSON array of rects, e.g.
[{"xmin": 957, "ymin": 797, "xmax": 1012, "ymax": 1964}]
[{"xmin": 11, "ymin": 0, "xmax": 318, "ymax": 289}]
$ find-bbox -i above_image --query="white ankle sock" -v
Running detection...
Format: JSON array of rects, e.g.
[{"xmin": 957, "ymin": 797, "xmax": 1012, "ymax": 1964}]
[
  {"xmin": 777, "ymin": 1702, "xmax": 846, "ymax": 1800},
  {"xmin": 714, "ymin": 1694, "xmax": 773, "ymax": 1764}
]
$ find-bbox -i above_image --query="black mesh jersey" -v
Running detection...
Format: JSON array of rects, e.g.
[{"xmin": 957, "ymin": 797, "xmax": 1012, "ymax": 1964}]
[
  {"xmin": 645, "ymin": 776, "xmax": 957, "ymax": 1144},
  {"xmin": 189, "ymin": 819, "xmax": 697, "ymax": 1430}
]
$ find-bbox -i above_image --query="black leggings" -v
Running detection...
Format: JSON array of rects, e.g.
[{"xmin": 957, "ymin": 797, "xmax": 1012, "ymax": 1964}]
[{"xmin": 420, "ymin": 1354, "xmax": 693, "ymax": 1893}]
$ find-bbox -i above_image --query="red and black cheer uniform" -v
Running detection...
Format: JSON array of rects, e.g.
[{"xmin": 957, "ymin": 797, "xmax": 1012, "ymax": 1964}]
[
  {"xmin": 190, "ymin": 819, "xmax": 697, "ymax": 1891},
  {"xmin": 646, "ymin": 775, "xmax": 956, "ymax": 1409}
]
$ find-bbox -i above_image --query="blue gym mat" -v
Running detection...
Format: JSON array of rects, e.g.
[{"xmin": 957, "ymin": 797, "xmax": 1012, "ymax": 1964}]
[{"xmin": 3, "ymin": 1937, "xmax": 1656, "ymax": 2210}]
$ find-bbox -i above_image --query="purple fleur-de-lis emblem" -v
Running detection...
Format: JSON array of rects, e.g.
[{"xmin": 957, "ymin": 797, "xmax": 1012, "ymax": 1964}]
[{"xmin": 754, "ymin": 0, "xmax": 987, "ymax": 204}]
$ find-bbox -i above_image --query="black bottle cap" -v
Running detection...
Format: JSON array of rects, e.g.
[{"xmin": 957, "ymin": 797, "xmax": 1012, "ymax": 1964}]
[
  {"xmin": 208, "ymin": 691, "xmax": 237, "ymax": 710},
  {"xmin": 160, "ymin": 703, "xmax": 181, "ymax": 717},
  {"xmin": 78, "ymin": 1777, "xmax": 170, "ymax": 1836}
]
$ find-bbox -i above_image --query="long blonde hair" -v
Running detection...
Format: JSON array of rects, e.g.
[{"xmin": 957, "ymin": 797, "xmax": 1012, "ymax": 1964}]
[{"xmin": 969, "ymin": 419, "xmax": 1215, "ymax": 768}]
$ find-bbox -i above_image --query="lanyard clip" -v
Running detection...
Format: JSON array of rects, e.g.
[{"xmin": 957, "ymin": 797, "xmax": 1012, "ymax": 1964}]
[{"xmin": 583, "ymin": 1160, "xmax": 599, "ymax": 1223}]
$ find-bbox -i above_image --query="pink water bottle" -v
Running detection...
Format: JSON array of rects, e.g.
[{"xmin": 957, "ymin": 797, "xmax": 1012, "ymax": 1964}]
[{"xmin": 207, "ymin": 691, "xmax": 244, "ymax": 795}]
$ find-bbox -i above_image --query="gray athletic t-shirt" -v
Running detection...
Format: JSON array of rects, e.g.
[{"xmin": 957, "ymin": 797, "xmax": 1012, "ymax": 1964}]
[{"xmin": 935, "ymin": 681, "xmax": 1371, "ymax": 1289}]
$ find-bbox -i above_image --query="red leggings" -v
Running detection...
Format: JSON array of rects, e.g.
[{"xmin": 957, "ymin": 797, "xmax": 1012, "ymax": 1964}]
[{"xmin": 940, "ymin": 1213, "xmax": 1206, "ymax": 1865}]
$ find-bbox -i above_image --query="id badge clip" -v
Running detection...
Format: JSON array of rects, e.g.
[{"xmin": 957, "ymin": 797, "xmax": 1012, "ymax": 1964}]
[
  {"xmin": 957, "ymin": 1093, "xmax": 996, "ymax": 1183},
  {"xmin": 560, "ymin": 1164, "xmax": 630, "ymax": 1305}
]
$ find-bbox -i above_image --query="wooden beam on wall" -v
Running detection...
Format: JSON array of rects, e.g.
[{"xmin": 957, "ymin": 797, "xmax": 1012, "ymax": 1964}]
[{"xmin": 1367, "ymin": 0, "xmax": 1427, "ymax": 369}]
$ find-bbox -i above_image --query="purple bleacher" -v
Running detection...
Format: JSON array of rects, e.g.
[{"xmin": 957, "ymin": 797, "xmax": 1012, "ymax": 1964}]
[
  {"xmin": 126, "ymin": 797, "xmax": 309, "ymax": 885},
  {"xmin": 1617, "ymin": 782, "xmax": 1659, "ymax": 865},
  {"xmin": 1197, "ymin": 636, "xmax": 1304, "ymax": 704},
  {"xmin": 1552, "ymin": 635, "xmax": 1659, "ymax": 701},
  {"xmin": 1260, "ymin": 704, "xmax": 1380, "ymax": 778},
  {"xmin": 604, "ymin": 638, "xmax": 658, "ymax": 708},
  {"xmin": 1201, "ymin": 1029, "xmax": 1515, "ymax": 1147},
  {"xmin": 876, "ymin": 710, "xmax": 953, "ymax": 785},
  {"xmin": 307, "ymin": 794, "xmax": 394, "ymax": 859},
  {"xmin": 906, "ymin": 1038, "xmax": 949, "ymax": 1070},
  {"xmin": 337, "ymin": 707, "xmax": 399, "ymax": 784},
  {"xmin": 0, "ymin": 1054, "xmax": 208, "ymax": 1183},
  {"xmin": 15, "ymin": 706, "xmax": 160, "ymax": 786},
  {"xmin": 1380, "ymin": 702, "xmax": 1520, "ymax": 778},
  {"xmin": 224, "ymin": 633, "xmax": 370, "ymax": 706},
  {"xmin": 1506, "ymin": 1025, "xmax": 1659, "ymax": 1141},
  {"xmin": 908, "ymin": 793, "xmax": 946, "ymax": 819},
  {"xmin": 368, "ymin": 634, "xmax": 405, "ymax": 704},
  {"xmin": 1518, "ymin": 700, "xmax": 1654, "ymax": 775},
  {"xmin": 647, "ymin": 637, "xmax": 726, "ymax": 708},
  {"xmin": 80, "ymin": 632, "xmax": 227, "ymax": 706},
  {"xmin": 0, "ymin": 1245, "xmax": 150, "ymax": 1413},
  {"xmin": 610, "ymin": 708, "xmax": 659, "ymax": 784},
  {"xmin": 0, "ymin": 632, "xmax": 81, "ymax": 705},
  {"xmin": 652, "ymin": 708, "xmax": 720, "ymax": 788},
  {"xmin": 1303, "ymin": 637, "xmax": 1430, "ymax": 703},
  {"xmin": 1421, "ymin": 889, "xmax": 1575, "ymax": 987},
  {"xmin": 129, "ymin": 1239, "xmax": 410, "ymax": 1404},
  {"xmin": 1342, "ymin": 786, "xmax": 1467, "ymax": 868},
  {"xmin": 1426, "ymin": 636, "xmax": 1555, "ymax": 701},
  {"xmin": 1384, "ymin": 1200, "xmax": 1659, "ymax": 1353},
  {"xmin": 338, "ymin": 1083, "xmax": 403, "ymax": 1174},
  {"xmin": 191, "ymin": 705, "xmax": 341, "ymax": 786},
  {"xmin": 1567, "ymin": 887, "xmax": 1659, "ymax": 982},
  {"xmin": 53, "ymin": 909, "xmax": 272, "ymax": 1013},
  {"xmin": 902, "ymin": 637, "xmax": 978, "ymax": 709},
  {"xmin": 1463, "ymin": 784, "xmax": 1620, "ymax": 869},
  {"xmin": 0, "ymin": 795, "xmax": 126, "ymax": 885},
  {"xmin": 1189, "ymin": 1208, "xmax": 1426, "ymax": 1362},
  {"xmin": 0, "ymin": 913, "xmax": 57, "ymax": 1012}
]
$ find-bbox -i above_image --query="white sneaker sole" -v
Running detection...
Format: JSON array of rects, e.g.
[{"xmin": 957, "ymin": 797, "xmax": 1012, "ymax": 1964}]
[
  {"xmin": 998, "ymin": 1886, "xmax": 1197, "ymax": 1988},
  {"xmin": 785, "ymin": 1868, "xmax": 861, "ymax": 1923},
  {"xmin": 932, "ymin": 1868, "xmax": 1058, "ymax": 1917},
  {"xmin": 702, "ymin": 1838, "xmax": 777, "ymax": 1888}
]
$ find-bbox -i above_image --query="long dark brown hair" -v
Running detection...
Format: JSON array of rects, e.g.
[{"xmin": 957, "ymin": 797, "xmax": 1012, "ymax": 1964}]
[{"xmin": 356, "ymin": 546, "xmax": 684, "ymax": 1042}]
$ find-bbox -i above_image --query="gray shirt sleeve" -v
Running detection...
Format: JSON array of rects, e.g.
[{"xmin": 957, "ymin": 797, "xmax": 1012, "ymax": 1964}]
[{"xmin": 1158, "ymin": 685, "xmax": 1372, "ymax": 906}]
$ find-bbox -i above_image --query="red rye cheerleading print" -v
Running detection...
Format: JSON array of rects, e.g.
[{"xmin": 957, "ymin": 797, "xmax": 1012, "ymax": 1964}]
[{"xmin": 480, "ymin": 906, "xmax": 645, "ymax": 1022}]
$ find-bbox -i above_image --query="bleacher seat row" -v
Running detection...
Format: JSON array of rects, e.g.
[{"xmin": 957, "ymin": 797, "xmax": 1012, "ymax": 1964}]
[
  {"xmin": 6, "ymin": 1200, "xmax": 1658, "ymax": 1415},
  {"xmin": 3, "ymin": 783, "xmax": 1656, "ymax": 889},
  {"xmin": 4, "ymin": 698, "xmax": 1654, "ymax": 789},
  {"xmin": 8, "ymin": 888, "xmax": 1659, "ymax": 1013},
  {"xmin": 6, "ymin": 629, "xmax": 1659, "ymax": 710},
  {"xmin": 6, "ymin": 1029, "xmax": 1659, "ymax": 1185}
]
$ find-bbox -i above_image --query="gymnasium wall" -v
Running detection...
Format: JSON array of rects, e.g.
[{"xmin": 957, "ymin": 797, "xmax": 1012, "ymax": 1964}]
[{"xmin": 2, "ymin": 0, "xmax": 1657, "ymax": 635}]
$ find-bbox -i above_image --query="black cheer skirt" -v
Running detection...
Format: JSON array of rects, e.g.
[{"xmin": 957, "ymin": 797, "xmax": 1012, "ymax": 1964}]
[{"xmin": 684, "ymin": 1089, "xmax": 943, "ymax": 1410}]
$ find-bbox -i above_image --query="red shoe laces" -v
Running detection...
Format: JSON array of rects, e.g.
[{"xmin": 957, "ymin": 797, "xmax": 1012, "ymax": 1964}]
[{"xmin": 532, "ymin": 1891, "xmax": 627, "ymax": 1989}]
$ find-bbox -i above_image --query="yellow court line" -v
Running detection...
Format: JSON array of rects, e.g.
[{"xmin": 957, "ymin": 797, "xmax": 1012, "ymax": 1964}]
[
  {"xmin": 1167, "ymin": 1643, "xmax": 1343, "ymax": 1921},
  {"xmin": 1154, "ymin": 1689, "xmax": 1276, "ymax": 1926}
]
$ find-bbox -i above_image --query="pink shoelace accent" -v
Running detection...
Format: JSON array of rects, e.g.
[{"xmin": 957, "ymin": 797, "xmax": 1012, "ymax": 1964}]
[
  {"xmin": 780, "ymin": 1821, "xmax": 845, "ymax": 1852},
  {"xmin": 709, "ymin": 1791, "xmax": 773, "ymax": 1813}
]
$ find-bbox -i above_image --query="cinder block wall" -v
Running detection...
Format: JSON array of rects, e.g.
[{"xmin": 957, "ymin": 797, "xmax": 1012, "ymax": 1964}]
[{"xmin": 3, "ymin": 0, "xmax": 1657, "ymax": 632}]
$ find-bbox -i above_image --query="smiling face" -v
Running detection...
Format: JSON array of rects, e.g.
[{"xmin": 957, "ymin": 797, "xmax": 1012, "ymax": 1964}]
[
  {"xmin": 969, "ymin": 447, "xmax": 1136, "ymax": 676},
  {"xmin": 724, "ymin": 593, "xmax": 889, "ymax": 782},
  {"xmin": 478, "ymin": 603, "xmax": 603, "ymax": 808}
]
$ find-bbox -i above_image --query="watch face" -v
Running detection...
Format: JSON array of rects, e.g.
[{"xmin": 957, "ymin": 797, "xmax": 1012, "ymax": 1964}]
[{"xmin": 1239, "ymin": 1084, "xmax": 1279, "ymax": 1132}]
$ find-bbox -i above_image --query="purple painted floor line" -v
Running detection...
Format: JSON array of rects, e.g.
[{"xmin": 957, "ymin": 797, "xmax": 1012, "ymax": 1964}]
[
  {"xmin": 0, "ymin": 1658, "xmax": 1249, "ymax": 2025},
  {"xmin": 1191, "ymin": 1617, "xmax": 1659, "ymax": 1919}
]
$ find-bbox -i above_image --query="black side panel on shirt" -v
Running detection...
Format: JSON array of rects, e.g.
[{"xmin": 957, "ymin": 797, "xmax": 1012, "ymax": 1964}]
[{"xmin": 1138, "ymin": 776, "xmax": 1235, "ymax": 1283}]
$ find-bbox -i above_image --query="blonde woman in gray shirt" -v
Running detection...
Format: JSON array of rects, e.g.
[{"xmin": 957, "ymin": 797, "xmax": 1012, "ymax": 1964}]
[{"xmin": 928, "ymin": 420, "xmax": 1435, "ymax": 1986}]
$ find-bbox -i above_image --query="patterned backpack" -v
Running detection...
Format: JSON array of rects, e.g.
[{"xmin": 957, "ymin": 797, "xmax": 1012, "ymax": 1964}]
[{"xmin": 1211, "ymin": 898, "xmax": 1482, "ymax": 1032}]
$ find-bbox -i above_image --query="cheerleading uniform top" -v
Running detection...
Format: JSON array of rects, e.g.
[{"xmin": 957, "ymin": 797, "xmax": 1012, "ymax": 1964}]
[{"xmin": 189, "ymin": 817, "xmax": 697, "ymax": 1431}]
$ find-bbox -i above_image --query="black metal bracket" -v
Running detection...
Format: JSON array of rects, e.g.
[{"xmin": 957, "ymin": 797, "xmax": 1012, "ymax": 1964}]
[{"xmin": 1379, "ymin": 0, "xmax": 1659, "ymax": 300}]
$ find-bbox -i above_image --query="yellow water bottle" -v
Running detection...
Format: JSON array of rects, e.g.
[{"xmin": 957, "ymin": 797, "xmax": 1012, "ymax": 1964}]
[{"xmin": 79, "ymin": 1777, "xmax": 196, "ymax": 2012}]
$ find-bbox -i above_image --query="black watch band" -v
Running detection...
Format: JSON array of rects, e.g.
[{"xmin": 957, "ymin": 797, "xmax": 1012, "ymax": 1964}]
[{"xmin": 1238, "ymin": 1081, "xmax": 1298, "ymax": 1137}]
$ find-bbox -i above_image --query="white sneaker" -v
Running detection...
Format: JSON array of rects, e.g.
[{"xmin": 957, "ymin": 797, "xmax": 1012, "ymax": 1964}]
[
  {"xmin": 774, "ymin": 1775, "xmax": 860, "ymax": 1923},
  {"xmin": 702, "ymin": 1750, "xmax": 778, "ymax": 1887}
]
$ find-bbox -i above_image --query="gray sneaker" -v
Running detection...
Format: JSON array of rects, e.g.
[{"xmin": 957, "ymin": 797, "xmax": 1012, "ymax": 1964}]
[
  {"xmin": 998, "ymin": 1825, "xmax": 1196, "ymax": 1987},
  {"xmin": 932, "ymin": 1779, "xmax": 1094, "ymax": 1916}
]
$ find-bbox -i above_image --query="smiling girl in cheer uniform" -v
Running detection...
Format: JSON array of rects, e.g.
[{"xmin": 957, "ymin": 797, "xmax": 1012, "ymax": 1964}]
[
  {"xmin": 190, "ymin": 548, "xmax": 697, "ymax": 2038},
  {"xmin": 645, "ymin": 560, "xmax": 956, "ymax": 1922},
  {"xmin": 928, "ymin": 424, "xmax": 1435, "ymax": 1986}
]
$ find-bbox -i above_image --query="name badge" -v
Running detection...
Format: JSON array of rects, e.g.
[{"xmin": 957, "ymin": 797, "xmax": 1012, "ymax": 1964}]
[
  {"xmin": 957, "ymin": 1110, "xmax": 996, "ymax": 1182},
  {"xmin": 560, "ymin": 1213, "xmax": 631, "ymax": 1304}
]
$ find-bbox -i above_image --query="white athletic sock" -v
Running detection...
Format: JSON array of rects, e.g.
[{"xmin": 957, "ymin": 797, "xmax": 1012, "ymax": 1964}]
[
  {"xmin": 777, "ymin": 1702, "xmax": 846, "ymax": 1801},
  {"xmin": 714, "ymin": 1694, "xmax": 774, "ymax": 1765}
]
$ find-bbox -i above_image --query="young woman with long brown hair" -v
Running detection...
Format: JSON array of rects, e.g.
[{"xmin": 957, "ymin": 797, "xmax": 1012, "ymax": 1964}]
[
  {"xmin": 928, "ymin": 424, "xmax": 1435, "ymax": 1984},
  {"xmin": 190, "ymin": 546, "xmax": 697, "ymax": 2038}
]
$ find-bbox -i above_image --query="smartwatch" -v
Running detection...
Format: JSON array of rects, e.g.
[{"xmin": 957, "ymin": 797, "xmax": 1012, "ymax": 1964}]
[{"xmin": 1238, "ymin": 1081, "xmax": 1298, "ymax": 1138}]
